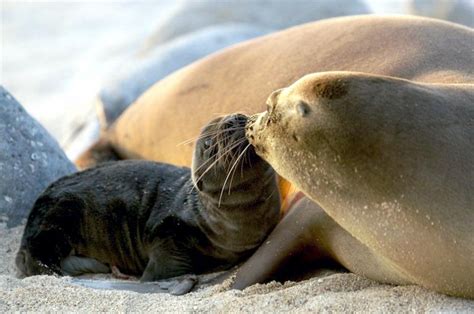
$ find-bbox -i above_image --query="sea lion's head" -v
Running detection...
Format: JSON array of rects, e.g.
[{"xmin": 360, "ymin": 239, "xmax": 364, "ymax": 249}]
[
  {"xmin": 245, "ymin": 71, "xmax": 421, "ymax": 198},
  {"xmin": 192, "ymin": 113, "xmax": 276, "ymax": 200}
]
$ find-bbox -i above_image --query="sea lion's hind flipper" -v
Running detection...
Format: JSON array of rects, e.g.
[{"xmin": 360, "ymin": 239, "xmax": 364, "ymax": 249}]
[
  {"xmin": 140, "ymin": 239, "xmax": 192, "ymax": 282},
  {"xmin": 60, "ymin": 256, "xmax": 110, "ymax": 276},
  {"xmin": 158, "ymin": 275, "xmax": 197, "ymax": 295}
]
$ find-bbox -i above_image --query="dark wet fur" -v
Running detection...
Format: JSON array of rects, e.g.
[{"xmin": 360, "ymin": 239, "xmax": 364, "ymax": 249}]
[{"xmin": 16, "ymin": 114, "xmax": 280, "ymax": 282}]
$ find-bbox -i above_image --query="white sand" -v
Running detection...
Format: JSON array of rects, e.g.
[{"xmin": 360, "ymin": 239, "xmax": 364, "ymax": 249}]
[{"xmin": 1, "ymin": 224, "xmax": 473, "ymax": 312}]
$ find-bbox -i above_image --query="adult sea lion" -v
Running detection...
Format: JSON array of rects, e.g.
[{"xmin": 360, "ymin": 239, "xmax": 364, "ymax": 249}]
[
  {"xmin": 76, "ymin": 15, "xmax": 473, "ymax": 170},
  {"xmin": 16, "ymin": 114, "xmax": 280, "ymax": 293},
  {"xmin": 239, "ymin": 71, "xmax": 473, "ymax": 298},
  {"xmin": 75, "ymin": 15, "xmax": 474, "ymax": 209}
]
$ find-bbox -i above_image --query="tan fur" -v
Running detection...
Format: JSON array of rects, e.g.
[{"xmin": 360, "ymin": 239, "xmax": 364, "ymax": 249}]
[
  {"xmin": 78, "ymin": 15, "xmax": 473, "ymax": 168},
  {"xmin": 246, "ymin": 72, "xmax": 473, "ymax": 298},
  {"xmin": 76, "ymin": 15, "xmax": 473, "ymax": 297}
]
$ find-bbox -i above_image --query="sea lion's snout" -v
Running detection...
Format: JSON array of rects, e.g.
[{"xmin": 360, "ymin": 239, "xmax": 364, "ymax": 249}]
[
  {"xmin": 193, "ymin": 113, "xmax": 274, "ymax": 196},
  {"xmin": 214, "ymin": 113, "xmax": 249, "ymax": 152},
  {"xmin": 193, "ymin": 113, "xmax": 255, "ymax": 189}
]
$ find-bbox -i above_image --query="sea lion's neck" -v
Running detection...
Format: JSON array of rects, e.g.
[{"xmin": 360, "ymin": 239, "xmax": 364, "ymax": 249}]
[
  {"xmin": 195, "ymin": 167, "xmax": 280, "ymax": 258},
  {"xmin": 203, "ymin": 167, "xmax": 276, "ymax": 207}
]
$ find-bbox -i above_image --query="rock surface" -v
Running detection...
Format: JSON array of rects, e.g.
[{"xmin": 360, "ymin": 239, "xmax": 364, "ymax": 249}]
[
  {"xmin": 99, "ymin": 24, "xmax": 270, "ymax": 127},
  {"xmin": 0, "ymin": 87, "xmax": 76, "ymax": 227}
]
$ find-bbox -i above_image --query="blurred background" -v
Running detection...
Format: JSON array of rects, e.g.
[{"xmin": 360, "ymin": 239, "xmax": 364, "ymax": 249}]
[{"xmin": 2, "ymin": 0, "xmax": 473, "ymax": 160}]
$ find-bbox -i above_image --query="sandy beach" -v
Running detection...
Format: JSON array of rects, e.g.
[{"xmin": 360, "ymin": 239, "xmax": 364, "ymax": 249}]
[
  {"xmin": 2, "ymin": 224, "xmax": 473, "ymax": 312},
  {"xmin": 2, "ymin": 1, "xmax": 474, "ymax": 312}
]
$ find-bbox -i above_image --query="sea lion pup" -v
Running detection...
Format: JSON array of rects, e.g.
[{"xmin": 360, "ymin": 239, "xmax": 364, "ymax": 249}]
[
  {"xmin": 16, "ymin": 114, "xmax": 280, "ymax": 292},
  {"xmin": 75, "ymin": 15, "xmax": 473, "ymax": 214},
  {"xmin": 240, "ymin": 72, "xmax": 474, "ymax": 298}
]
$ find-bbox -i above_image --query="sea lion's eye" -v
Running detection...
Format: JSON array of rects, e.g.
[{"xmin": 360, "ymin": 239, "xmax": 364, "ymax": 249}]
[
  {"xmin": 296, "ymin": 101, "xmax": 311, "ymax": 117},
  {"xmin": 204, "ymin": 139, "xmax": 212, "ymax": 148}
]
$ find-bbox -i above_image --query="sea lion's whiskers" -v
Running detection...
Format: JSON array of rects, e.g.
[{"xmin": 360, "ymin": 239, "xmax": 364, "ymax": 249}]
[
  {"xmin": 188, "ymin": 157, "xmax": 221, "ymax": 194},
  {"xmin": 225, "ymin": 137, "xmax": 247, "ymax": 168},
  {"xmin": 264, "ymin": 185, "xmax": 278, "ymax": 202},
  {"xmin": 193, "ymin": 138, "xmax": 247, "ymax": 193},
  {"xmin": 228, "ymin": 141, "xmax": 250, "ymax": 195},
  {"xmin": 177, "ymin": 133, "xmax": 213, "ymax": 146},
  {"xmin": 177, "ymin": 129, "xmax": 224, "ymax": 146},
  {"xmin": 193, "ymin": 136, "xmax": 246, "ymax": 175},
  {"xmin": 218, "ymin": 143, "xmax": 251, "ymax": 207},
  {"xmin": 177, "ymin": 125, "xmax": 244, "ymax": 146},
  {"xmin": 192, "ymin": 137, "xmax": 247, "ymax": 187},
  {"xmin": 215, "ymin": 127, "xmax": 246, "ymax": 165},
  {"xmin": 180, "ymin": 121, "xmax": 240, "ymax": 146},
  {"xmin": 218, "ymin": 137, "xmax": 247, "ymax": 168}
]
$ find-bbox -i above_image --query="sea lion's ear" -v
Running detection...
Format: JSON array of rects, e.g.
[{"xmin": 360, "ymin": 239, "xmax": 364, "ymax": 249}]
[{"xmin": 266, "ymin": 88, "xmax": 283, "ymax": 109}]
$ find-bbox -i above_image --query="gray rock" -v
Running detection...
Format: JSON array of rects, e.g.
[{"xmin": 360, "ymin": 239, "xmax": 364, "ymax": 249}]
[
  {"xmin": 98, "ymin": 23, "xmax": 270, "ymax": 127},
  {"xmin": 0, "ymin": 86, "xmax": 76, "ymax": 227},
  {"xmin": 408, "ymin": 0, "xmax": 474, "ymax": 28},
  {"xmin": 141, "ymin": 0, "xmax": 369, "ymax": 50}
]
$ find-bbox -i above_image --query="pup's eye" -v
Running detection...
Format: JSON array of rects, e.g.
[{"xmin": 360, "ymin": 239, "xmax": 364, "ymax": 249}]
[
  {"xmin": 204, "ymin": 139, "xmax": 212, "ymax": 148},
  {"xmin": 296, "ymin": 101, "xmax": 311, "ymax": 117}
]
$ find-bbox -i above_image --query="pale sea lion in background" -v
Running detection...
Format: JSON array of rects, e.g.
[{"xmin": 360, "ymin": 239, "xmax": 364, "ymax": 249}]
[
  {"xmin": 16, "ymin": 114, "xmax": 280, "ymax": 294},
  {"xmin": 240, "ymin": 71, "xmax": 473, "ymax": 298},
  {"xmin": 75, "ymin": 15, "xmax": 474, "ymax": 208},
  {"xmin": 77, "ymin": 15, "xmax": 473, "ymax": 168},
  {"xmin": 140, "ymin": 0, "xmax": 368, "ymax": 52}
]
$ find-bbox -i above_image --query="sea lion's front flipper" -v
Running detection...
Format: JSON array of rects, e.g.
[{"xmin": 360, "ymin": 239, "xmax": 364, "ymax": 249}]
[
  {"xmin": 232, "ymin": 195, "xmax": 330, "ymax": 290},
  {"xmin": 158, "ymin": 275, "xmax": 197, "ymax": 295},
  {"xmin": 140, "ymin": 238, "xmax": 192, "ymax": 282}
]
